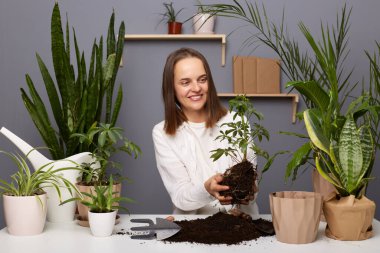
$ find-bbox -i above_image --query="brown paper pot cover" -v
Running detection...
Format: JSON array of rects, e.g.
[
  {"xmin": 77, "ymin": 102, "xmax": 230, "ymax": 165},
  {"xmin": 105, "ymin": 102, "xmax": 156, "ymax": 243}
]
[
  {"xmin": 76, "ymin": 183, "xmax": 121, "ymax": 227},
  {"xmin": 324, "ymin": 194, "xmax": 376, "ymax": 241},
  {"xmin": 312, "ymin": 169, "xmax": 336, "ymax": 221},
  {"xmin": 270, "ymin": 191, "xmax": 322, "ymax": 244}
]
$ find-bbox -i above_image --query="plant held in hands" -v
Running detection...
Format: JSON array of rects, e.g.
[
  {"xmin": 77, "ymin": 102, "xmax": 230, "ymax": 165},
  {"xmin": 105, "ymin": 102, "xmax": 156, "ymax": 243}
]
[{"xmin": 210, "ymin": 95, "xmax": 287, "ymax": 204}]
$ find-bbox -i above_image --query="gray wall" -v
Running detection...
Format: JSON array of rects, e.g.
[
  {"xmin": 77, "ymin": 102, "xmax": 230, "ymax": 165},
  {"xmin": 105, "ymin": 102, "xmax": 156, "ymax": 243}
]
[{"xmin": 0, "ymin": 0, "xmax": 379, "ymax": 228}]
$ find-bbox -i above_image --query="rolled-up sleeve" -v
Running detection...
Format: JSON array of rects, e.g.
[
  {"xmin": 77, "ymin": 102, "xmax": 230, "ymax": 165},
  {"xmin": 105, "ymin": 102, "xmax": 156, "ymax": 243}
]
[{"xmin": 152, "ymin": 125, "xmax": 212, "ymax": 211}]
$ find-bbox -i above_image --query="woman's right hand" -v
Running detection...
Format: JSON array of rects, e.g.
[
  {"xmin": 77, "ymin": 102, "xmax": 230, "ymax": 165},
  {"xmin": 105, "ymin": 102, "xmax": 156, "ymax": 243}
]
[{"xmin": 204, "ymin": 173, "xmax": 232, "ymax": 205}]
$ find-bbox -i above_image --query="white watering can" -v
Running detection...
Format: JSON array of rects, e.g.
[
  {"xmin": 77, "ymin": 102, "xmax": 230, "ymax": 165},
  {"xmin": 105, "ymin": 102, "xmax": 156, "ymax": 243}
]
[{"xmin": 0, "ymin": 127, "xmax": 98, "ymax": 223}]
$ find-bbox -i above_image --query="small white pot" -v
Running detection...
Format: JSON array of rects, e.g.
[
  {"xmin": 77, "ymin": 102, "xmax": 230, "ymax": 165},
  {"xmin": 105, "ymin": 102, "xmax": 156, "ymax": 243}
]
[
  {"xmin": 193, "ymin": 13, "xmax": 215, "ymax": 34},
  {"xmin": 88, "ymin": 210, "xmax": 117, "ymax": 237},
  {"xmin": 3, "ymin": 193, "xmax": 47, "ymax": 236}
]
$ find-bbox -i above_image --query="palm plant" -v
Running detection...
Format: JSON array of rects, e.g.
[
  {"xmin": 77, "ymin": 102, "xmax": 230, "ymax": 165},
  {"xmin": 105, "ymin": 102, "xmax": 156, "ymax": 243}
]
[
  {"xmin": 21, "ymin": 3, "xmax": 125, "ymax": 160},
  {"xmin": 202, "ymin": 1, "xmax": 378, "ymax": 181},
  {"xmin": 0, "ymin": 150, "xmax": 80, "ymax": 200}
]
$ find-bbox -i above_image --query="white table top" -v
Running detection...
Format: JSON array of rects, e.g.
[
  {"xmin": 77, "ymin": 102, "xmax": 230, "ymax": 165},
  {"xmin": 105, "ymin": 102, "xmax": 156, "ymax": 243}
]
[{"xmin": 0, "ymin": 214, "xmax": 379, "ymax": 253}]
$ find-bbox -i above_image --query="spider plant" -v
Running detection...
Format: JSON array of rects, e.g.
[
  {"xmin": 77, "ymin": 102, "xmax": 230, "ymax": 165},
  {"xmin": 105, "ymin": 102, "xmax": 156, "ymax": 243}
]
[{"xmin": 0, "ymin": 150, "xmax": 80, "ymax": 200}]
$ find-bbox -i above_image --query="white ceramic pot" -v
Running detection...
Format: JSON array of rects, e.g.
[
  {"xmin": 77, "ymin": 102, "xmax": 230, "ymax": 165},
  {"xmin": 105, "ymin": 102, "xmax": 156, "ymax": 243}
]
[
  {"xmin": 193, "ymin": 13, "xmax": 215, "ymax": 34},
  {"xmin": 44, "ymin": 185, "xmax": 77, "ymax": 223},
  {"xmin": 3, "ymin": 193, "xmax": 47, "ymax": 236},
  {"xmin": 88, "ymin": 210, "xmax": 117, "ymax": 237}
]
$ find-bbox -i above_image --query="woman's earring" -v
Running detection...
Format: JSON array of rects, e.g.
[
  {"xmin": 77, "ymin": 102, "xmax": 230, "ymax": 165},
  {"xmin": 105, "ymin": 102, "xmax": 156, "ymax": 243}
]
[{"xmin": 175, "ymin": 102, "xmax": 182, "ymax": 110}]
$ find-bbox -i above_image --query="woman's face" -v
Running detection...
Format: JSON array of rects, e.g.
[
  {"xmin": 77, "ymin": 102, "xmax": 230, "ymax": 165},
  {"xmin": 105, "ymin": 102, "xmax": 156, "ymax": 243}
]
[{"xmin": 173, "ymin": 57, "xmax": 209, "ymax": 121}]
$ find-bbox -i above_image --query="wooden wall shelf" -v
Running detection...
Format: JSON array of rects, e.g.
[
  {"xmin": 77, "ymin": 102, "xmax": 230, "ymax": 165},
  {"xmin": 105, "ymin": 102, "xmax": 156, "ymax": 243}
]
[
  {"xmin": 218, "ymin": 93, "xmax": 299, "ymax": 123},
  {"xmin": 124, "ymin": 34, "xmax": 226, "ymax": 66}
]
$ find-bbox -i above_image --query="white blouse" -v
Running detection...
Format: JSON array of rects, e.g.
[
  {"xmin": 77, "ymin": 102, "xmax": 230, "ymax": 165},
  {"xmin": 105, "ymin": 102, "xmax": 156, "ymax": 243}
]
[{"xmin": 152, "ymin": 111, "xmax": 259, "ymax": 218}]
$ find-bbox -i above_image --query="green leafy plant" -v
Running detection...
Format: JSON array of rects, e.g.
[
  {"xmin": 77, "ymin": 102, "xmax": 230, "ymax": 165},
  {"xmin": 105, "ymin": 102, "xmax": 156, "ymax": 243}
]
[
  {"xmin": 203, "ymin": 2, "xmax": 379, "ymax": 182},
  {"xmin": 211, "ymin": 95, "xmax": 287, "ymax": 178},
  {"xmin": 209, "ymin": 96, "xmax": 286, "ymax": 204},
  {"xmin": 0, "ymin": 150, "xmax": 80, "ymax": 200},
  {"xmin": 72, "ymin": 123, "xmax": 141, "ymax": 184},
  {"xmin": 21, "ymin": 3, "xmax": 125, "ymax": 160},
  {"xmin": 62, "ymin": 176, "xmax": 132, "ymax": 213},
  {"xmin": 304, "ymin": 113, "xmax": 375, "ymax": 198},
  {"xmin": 159, "ymin": 2, "xmax": 185, "ymax": 23}
]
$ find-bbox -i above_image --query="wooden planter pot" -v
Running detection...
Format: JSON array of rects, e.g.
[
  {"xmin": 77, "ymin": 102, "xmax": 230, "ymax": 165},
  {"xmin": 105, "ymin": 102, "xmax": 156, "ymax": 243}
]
[
  {"xmin": 270, "ymin": 191, "xmax": 322, "ymax": 244},
  {"xmin": 3, "ymin": 193, "xmax": 47, "ymax": 236},
  {"xmin": 324, "ymin": 194, "xmax": 376, "ymax": 240}
]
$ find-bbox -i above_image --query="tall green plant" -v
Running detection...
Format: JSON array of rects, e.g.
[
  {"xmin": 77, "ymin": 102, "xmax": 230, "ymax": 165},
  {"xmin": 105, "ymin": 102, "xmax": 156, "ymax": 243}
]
[
  {"xmin": 203, "ymin": 2, "xmax": 375, "ymax": 181},
  {"xmin": 21, "ymin": 3, "xmax": 125, "ymax": 160}
]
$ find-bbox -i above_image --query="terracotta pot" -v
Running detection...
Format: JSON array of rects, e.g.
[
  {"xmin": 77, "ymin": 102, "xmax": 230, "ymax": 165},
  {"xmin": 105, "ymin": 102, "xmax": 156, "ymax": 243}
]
[
  {"xmin": 323, "ymin": 193, "xmax": 376, "ymax": 240},
  {"xmin": 270, "ymin": 191, "xmax": 322, "ymax": 244},
  {"xmin": 76, "ymin": 182, "xmax": 121, "ymax": 226},
  {"xmin": 193, "ymin": 13, "xmax": 215, "ymax": 34},
  {"xmin": 88, "ymin": 210, "xmax": 117, "ymax": 237},
  {"xmin": 3, "ymin": 193, "xmax": 47, "ymax": 236},
  {"xmin": 312, "ymin": 169, "xmax": 336, "ymax": 221},
  {"xmin": 168, "ymin": 22, "xmax": 182, "ymax": 34}
]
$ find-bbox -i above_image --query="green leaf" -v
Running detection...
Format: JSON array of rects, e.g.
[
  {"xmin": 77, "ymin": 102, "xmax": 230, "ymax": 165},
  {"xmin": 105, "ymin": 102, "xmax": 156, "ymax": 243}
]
[
  {"xmin": 338, "ymin": 116, "xmax": 363, "ymax": 192},
  {"xmin": 286, "ymin": 80, "xmax": 329, "ymax": 111},
  {"xmin": 285, "ymin": 142, "xmax": 312, "ymax": 181},
  {"xmin": 304, "ymin": 109, "xmax": 330, "ymax": 154}
]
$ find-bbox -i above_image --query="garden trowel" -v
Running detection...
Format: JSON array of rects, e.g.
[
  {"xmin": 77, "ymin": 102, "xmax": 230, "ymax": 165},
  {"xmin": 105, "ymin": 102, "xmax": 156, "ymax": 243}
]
[{"xmin": 130, "ymin": 218, "xmax": 181, "ymax": 240}]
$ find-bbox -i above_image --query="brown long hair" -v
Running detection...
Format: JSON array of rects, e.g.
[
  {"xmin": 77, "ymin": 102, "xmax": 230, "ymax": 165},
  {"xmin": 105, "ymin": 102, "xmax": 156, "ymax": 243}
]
[{"xmin": 162, "ymin": 48, "xmax": 226, "ymax": 135}]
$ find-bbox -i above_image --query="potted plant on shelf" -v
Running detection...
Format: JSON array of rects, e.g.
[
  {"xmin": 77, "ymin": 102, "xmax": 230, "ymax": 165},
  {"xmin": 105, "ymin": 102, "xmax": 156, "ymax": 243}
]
[
  {"xmin": 159, "ymin": 2, "xmax": 185, "ymax": 34},
  {"xmin": 193, "ymin": 0, "xmax": 216, "ymax": 34},
  {"xmin": 0, "ymin": 151, "xmax": 80, "ymax": 236},
  {"xmin": 210, "ymin": 95, "xmax": 287, "ymax": 204},
  {"xmin": 71, "ymin": 122, "xmax": 141, "ymax": 226}
]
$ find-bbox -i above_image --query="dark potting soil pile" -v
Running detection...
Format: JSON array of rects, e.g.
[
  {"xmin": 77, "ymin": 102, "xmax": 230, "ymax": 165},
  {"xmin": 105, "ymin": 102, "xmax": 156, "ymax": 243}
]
[
  {"xmin": 164, "ymin": 212, "xmax": 274, "ymax": 245},
  {"xmin": 220, "ymin": 160, "xmax": 257, "ymax": 204}
]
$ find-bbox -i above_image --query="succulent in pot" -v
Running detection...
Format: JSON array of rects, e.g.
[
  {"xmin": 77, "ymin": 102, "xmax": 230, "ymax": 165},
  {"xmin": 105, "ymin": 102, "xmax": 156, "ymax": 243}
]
[{"xmin": 0, "ymin": 150, "xmax": 80, "ymax": 236}]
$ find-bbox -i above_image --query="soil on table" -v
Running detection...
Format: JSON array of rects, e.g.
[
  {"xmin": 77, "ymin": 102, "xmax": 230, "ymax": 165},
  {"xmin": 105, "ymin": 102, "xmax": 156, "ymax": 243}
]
[
  {"xmin": 164, "ymin": 212, "xmax": 274, "ymax": 245},
  {"xmin": 220, "ymin": 160, "xmax": 257, "ymax": 204}
]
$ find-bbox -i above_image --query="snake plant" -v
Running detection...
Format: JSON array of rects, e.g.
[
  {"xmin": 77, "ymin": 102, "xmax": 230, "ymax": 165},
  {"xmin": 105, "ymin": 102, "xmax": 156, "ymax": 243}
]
[
  {"xmin": 21, "ymin": 3, "xmax": 125, "ymax": 160},
  {"xmin": 304, "ymin": 111, "xmax": 375, "ymax": 198}
]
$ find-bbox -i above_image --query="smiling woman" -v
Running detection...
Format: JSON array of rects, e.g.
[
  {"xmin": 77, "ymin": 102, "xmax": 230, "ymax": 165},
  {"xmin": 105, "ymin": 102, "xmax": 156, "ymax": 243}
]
[{"xmin": 152, "ymin": 47, "xmax": 259, "ymax": 218}]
